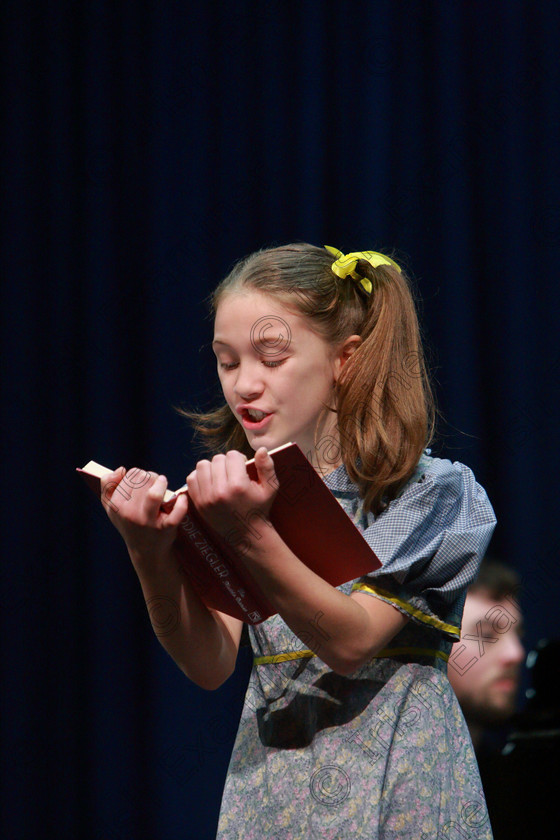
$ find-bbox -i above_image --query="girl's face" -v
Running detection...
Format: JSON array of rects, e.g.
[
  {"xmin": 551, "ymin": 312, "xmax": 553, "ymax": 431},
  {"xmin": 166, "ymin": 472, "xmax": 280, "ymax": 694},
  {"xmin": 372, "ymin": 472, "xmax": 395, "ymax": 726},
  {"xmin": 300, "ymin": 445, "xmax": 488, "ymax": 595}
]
[{"xmin": 213, "ymin": 291, "xmax": 344, "ymax": 470}]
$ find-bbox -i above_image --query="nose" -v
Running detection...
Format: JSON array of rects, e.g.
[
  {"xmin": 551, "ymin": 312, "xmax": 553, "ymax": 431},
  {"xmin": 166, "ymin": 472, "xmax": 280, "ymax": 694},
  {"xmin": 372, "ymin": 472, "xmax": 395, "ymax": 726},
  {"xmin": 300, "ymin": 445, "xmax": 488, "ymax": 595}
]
[
  {"xmin": 501, "ymin": 632, "xmax": 525, "ymax": 666},
  {"xmin": 232, "ymin": 361, "xmax": 265, "ymax": 401}
]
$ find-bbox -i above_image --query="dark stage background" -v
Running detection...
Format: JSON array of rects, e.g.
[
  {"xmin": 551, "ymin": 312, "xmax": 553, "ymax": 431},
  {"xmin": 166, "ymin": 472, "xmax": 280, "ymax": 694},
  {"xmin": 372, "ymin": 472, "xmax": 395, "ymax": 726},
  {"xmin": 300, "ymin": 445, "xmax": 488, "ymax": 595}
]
[{"xmin": 2, "ymin": 1, "xmax": 559, "ymax": 838}]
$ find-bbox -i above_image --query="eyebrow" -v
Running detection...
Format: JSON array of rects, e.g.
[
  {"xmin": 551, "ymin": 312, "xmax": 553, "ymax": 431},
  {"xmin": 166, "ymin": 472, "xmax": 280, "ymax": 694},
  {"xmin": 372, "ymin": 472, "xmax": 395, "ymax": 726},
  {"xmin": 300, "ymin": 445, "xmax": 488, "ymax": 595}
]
[
  {"xmin": 253, "ymin": 336, "xmax": 292, "ymax": 350},
  {"xmin": 212, "ymin": 338, "xmax": 294, "ymax": 350}
]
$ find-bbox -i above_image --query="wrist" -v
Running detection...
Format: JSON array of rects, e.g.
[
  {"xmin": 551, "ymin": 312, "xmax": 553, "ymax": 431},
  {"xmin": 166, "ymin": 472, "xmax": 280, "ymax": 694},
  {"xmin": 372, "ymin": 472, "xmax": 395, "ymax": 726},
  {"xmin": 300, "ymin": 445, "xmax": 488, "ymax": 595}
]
[
  {"xmin": 128, "ymin": 545, "xmax": 176, "ymax": 578},
  {"xmin": 233, "ymin": 523, "xmax": 283, "ymax": 567}
]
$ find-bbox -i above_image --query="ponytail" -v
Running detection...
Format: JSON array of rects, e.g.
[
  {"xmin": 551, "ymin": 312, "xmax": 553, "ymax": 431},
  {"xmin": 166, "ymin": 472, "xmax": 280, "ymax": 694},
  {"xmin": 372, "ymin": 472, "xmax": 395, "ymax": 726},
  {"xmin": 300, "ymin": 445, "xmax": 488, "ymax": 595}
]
[{"xmin": 335, "ymin": 258, "xmax": 435, "ymax": 514}]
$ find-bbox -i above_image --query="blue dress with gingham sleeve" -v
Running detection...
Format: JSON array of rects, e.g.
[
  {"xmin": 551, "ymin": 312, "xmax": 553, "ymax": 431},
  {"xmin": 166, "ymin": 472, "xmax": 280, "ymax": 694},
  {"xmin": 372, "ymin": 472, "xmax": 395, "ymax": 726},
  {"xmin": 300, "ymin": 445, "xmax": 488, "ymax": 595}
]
[{"xmin": 216, "ymin": 452, "xmax": 497, "ymax": 840}]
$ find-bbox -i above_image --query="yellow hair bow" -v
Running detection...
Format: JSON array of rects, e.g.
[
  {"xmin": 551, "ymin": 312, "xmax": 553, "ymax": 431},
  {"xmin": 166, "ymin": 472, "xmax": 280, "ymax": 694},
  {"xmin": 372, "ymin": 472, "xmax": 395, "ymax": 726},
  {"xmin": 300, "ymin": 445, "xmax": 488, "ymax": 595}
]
[{"xmin": 324, "ymin": 245, "xmax": 401, "ymax": 295}]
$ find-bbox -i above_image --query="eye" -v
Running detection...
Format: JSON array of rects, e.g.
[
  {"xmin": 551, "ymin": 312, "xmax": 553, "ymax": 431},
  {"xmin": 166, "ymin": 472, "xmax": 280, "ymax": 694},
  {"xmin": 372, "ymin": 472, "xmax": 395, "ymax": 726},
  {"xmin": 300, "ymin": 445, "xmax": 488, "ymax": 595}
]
[
  {"xmin": 218, "ymin": 358, "xmax": 287, "ymax": 371},
  {"xmin": 480, "ymin": 622, "xmax": 499, "ymax": 639},
  {"xmin": 262, "ymin": 359, "xmax": 286, "ymax": 368}
]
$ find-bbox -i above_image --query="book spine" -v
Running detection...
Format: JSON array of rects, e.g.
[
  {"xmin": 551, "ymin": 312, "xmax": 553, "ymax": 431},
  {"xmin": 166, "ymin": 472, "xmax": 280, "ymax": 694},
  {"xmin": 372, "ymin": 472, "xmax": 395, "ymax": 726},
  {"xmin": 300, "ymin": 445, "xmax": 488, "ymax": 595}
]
[{"xmin": 175, "ymin": 513, "xmax": 266, "ymax": 624}]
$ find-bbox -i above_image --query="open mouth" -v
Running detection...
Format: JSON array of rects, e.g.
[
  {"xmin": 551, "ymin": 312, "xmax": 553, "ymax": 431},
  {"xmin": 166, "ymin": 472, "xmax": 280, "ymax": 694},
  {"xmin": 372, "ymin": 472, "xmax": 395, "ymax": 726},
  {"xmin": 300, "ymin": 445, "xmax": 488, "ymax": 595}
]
[
  {"xmin": 246, "ymin": 409, "xmax": 268, "ymax": 421},
  {"xmin": 241, "ymin": 409, "xmax": 272, "ymax": 429}
]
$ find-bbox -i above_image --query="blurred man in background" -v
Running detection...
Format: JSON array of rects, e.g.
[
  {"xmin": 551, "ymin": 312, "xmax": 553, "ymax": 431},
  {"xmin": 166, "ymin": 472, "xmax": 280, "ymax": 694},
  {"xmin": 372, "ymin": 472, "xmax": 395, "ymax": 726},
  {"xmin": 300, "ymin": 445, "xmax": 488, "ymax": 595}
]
[
  {"xmin": 450, "ymin": 557, "xmax": 560, "ymax": 838},
  {"xmin": 448, "ymin": 558, "xmax": 525, "ymax": 753}
]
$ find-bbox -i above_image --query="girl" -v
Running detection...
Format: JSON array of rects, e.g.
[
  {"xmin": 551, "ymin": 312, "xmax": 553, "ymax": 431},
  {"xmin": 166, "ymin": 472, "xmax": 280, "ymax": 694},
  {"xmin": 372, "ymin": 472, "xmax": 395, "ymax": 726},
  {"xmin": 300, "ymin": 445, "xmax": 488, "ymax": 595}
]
[{"xmin": 101, "ymin": 243, "xmax": 496, "ymax": 839}]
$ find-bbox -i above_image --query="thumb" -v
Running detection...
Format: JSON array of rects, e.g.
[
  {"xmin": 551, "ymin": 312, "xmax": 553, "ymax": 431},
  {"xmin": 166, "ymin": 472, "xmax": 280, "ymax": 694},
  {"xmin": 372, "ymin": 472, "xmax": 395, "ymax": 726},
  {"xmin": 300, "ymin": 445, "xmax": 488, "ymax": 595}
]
[
  {"xmin": 165, "ymin": 490, "xmax": 189, "ymax": 526},
  {"xmin": 254, "ymin": 446, "xmax": 277, "ymax": 487}
]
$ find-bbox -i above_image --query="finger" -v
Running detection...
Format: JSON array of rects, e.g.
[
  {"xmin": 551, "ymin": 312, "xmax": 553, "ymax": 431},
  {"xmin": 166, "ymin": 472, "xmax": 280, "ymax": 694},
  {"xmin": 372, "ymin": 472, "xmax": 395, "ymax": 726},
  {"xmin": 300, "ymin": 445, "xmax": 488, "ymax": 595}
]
[
  {"xmin": 100, "ymin": 467, "xmax": 127, "ymax": 513},
  {"xmin": 104, "ymin": 466, "xmax": 153, "ymax": 513},
  {"xmin": 122, "ymin": 467, "xmax": 153, "ymax": 494},
  {"xmin": 144, "ymin": 474, "xmax": 168, "ymax": 515},
  {"xmin": 224, "ymin": 449, "xmax": 250, "ymax": 487},
  {"xmin": 100, "ymin": 466, "xmax": 126, "ymax": 496},
  {"xmin": 210, "ymin": 453, "xmax": 229, "ymax": 497},
  {"xmin": 165, "ymin": 491, "xmax": 188, "ymax": 527},
  {"xmin": 189, "ymin": 459, "xmax": 213, "ymax": 502}
]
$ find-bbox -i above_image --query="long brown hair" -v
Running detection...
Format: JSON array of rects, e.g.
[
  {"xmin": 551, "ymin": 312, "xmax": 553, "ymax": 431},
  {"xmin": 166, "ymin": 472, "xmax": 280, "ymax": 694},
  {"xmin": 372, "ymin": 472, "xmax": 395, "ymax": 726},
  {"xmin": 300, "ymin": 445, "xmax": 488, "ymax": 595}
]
[{"xmin": 180, "ymin": 243, "xmax": 435, "ymax": 515}]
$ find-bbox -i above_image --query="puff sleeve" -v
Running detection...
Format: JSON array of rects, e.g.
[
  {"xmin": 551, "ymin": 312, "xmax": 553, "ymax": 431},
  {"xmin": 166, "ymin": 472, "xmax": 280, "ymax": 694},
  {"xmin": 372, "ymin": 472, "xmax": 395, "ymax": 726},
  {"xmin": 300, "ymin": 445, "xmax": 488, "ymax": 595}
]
[{"xmin": 349, "ymin": 456, "xmax": 497, "ymax": 641}]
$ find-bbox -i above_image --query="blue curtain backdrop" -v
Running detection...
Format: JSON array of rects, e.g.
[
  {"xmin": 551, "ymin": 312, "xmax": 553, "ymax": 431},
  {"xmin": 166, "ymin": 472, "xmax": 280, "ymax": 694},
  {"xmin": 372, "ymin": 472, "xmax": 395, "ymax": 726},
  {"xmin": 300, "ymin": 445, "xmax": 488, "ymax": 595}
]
[{"xmin": 2, "ymin": 1, "xmax": 559, "ymax": 837}]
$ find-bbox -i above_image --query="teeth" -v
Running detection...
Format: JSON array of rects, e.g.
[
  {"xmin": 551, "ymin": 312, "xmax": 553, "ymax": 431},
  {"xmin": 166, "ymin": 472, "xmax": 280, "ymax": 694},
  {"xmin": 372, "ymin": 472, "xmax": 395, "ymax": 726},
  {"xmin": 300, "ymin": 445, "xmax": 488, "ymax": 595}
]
[{"xmin": 247, "ymin": 409, "xmax": 267, "ymax": 420}]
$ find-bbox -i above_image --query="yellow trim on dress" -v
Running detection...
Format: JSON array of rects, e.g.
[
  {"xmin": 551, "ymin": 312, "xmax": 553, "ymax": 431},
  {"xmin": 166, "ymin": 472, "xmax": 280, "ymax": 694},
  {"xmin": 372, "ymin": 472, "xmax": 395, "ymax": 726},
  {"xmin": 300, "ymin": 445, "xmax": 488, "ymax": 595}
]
[
  {"xmin": 254, "ymin": 650, "xmax": 316, "ymax": 665},
  {"xmin": 254, "ymin": 646, "xmax": 449, "ymax": 666},
  {"xmin": 351, "ymin": 582, "xmax": 460, "ymax": 637}
]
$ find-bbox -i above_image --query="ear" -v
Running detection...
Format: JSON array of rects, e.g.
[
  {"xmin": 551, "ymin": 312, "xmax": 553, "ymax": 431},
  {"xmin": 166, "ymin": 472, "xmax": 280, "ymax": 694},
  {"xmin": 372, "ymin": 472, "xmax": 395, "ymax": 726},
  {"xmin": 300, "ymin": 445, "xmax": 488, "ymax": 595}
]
[{"xmin": 333, "ymin": 334, "xmax": 362, "ymax": 381}]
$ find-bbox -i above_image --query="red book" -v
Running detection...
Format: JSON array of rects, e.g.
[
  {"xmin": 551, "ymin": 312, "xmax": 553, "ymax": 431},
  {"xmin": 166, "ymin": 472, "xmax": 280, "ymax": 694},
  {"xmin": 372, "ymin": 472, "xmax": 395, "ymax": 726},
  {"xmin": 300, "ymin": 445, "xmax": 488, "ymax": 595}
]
[{"xmin": 77, "ymin": 442, "xmax": 381, "ymax": 624}]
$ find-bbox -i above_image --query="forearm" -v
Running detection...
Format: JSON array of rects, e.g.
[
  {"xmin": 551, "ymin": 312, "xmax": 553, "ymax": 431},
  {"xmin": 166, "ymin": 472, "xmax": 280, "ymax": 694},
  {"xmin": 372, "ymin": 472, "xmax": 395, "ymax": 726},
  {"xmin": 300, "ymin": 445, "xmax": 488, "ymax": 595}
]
[
  {"xmin": 184, "ymin": 448, "xmax": 406, "ymax": 674},
  {"xmin": 237, "ymin": 526, "xmax": 381, "ymax": 675},
  {"xmin": 130, "ymin": 548, "xmax": 238, "ymax": 690}
]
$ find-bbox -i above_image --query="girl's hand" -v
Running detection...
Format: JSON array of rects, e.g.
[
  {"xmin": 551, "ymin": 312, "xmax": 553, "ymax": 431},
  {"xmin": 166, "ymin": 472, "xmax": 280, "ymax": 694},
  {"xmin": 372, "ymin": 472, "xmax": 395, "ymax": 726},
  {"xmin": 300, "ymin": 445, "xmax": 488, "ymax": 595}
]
[
  {"xmin": 186, "ymin": 447, "xmax": 278, "ymax": 540},
  {"xmin": 100, "ymin": 467, "xmax": 189, "ymax": 566}
]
